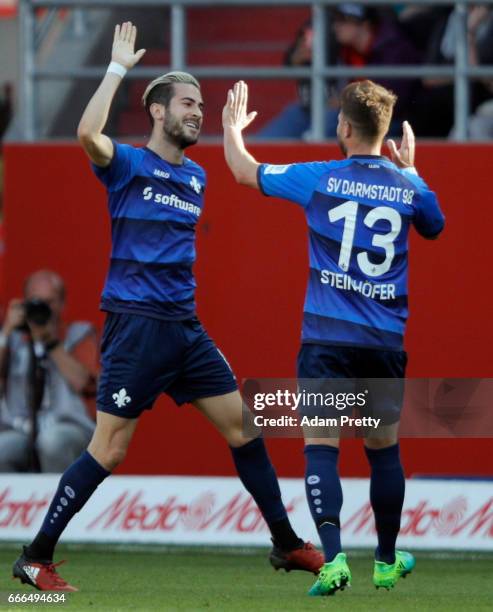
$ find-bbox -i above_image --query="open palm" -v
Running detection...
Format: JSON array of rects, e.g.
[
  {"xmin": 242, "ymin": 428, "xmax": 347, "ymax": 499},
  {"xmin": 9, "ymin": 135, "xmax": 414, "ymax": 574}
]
[
  {"xmin": 222, "ymin": 81, "xmax": 258, "ymax": 131},
  {"xmin": 111, "ymin": 22, "xmax": 146, "ymax": 69},
  {"xmin": 387, "ymin": 121, "xmax": 415, "ymax": 168}
]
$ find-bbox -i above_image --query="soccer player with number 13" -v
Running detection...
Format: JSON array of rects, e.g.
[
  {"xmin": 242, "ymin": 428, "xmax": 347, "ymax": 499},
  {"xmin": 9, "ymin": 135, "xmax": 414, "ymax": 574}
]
[{"xmin": 223, "ymin": 79, "xmax": 445, "ymax": 596}]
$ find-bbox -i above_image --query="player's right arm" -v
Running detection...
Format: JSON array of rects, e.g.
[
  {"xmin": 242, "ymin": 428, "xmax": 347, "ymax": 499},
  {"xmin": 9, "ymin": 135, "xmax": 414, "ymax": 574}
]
[
  {"xmin": 223, "ymin": 81, "xmax": 327, "ymax": 205},
  {"xmin": 77, "ymin": 22, "xmax": 145, "ymax": 167},
  {"xmin": 222, "ymin": 81, "xmax": 260, "ymax": 188}
]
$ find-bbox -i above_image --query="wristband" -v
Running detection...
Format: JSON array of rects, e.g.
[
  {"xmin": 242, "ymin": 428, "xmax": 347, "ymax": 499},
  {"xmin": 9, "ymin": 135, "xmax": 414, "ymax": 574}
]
[
  {"xmin": 45, "ymin": 339, "xmax": 61, "ymax": 353},
  {"xmin": 107, "ymin": 61, "xmax": 127, "ymax": 79}
]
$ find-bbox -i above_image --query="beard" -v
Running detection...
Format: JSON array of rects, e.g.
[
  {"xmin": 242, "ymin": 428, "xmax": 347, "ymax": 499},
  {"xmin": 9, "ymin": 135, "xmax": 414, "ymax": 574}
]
[{"xmin": 163, "ymin": 112, "xmax": 199, "ymax": 149}]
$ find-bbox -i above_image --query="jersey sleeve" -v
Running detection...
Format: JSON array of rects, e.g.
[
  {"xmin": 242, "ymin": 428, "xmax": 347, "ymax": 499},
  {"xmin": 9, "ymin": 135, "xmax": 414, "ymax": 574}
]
[
  {"xmin": 257, "ymin": 161, "xmax": 329, "ymax": 208},
  {"xmin": 413, "ymin": 187, "xmax": 445, "ymax": 239},
  {"xmin": 91, "ymin": 141, "xmax": 144, "ymax": 192}
]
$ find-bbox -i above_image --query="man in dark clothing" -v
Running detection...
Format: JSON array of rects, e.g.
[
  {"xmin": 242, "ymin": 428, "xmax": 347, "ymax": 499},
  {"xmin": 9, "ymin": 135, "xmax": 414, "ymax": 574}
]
[{"xmin": 257, "ymin": 3, "xmax": 421, "ymax": 139}]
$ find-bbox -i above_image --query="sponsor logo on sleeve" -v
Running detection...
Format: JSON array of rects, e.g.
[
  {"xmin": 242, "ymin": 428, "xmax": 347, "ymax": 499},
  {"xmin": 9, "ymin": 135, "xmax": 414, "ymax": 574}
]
[{"xmin": 264, "ymin": 164, "xmax": 291, "ymax": 175}]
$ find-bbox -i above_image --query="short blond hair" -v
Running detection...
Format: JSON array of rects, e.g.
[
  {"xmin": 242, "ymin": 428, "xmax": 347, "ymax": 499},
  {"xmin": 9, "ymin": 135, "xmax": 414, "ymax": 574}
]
[
  {"xmin": 142, "ymin": 71, "xmax": 200, "ymax": 107},
  {"xmin": 340, "ymin": 80, "xmax": 397, "ymax": 141}
]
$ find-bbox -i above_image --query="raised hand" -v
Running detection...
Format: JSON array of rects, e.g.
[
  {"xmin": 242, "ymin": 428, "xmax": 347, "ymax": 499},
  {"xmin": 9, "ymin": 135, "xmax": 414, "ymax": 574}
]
[
  {"xmin": 111, "ymin": 22, "xmax": 146, "ymax": 69},
  {"xmin": 222, "ymin": 81, "xmax": 258, "ymax": 131},
  {"xmin": 387, "ymin": 121, "xmax": 415, "ymax": 169}
]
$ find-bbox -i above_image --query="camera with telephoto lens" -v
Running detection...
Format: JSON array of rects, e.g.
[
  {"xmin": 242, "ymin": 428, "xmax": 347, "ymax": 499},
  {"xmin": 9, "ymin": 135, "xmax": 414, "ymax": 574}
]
[{"xmin": 23, "ymin": 298, "xmax": 52, "ymax": 326}]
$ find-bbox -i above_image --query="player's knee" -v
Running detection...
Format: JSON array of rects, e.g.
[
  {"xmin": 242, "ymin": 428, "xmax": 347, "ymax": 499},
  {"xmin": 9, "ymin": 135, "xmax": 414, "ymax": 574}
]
[
  {"xmin": 88, "ymin": 416, "xmax": 136, "ymax": 471},
  {"xmin": 101, "ymin": 446, "xmax": 127, "ymax": 471},
  {"xmin": 225, "ymin": 426, "xmax": 250, "ymax": 448},
  {"xmin": 88, "ymin": 441, "xmax": 128, "ymax": 471}
]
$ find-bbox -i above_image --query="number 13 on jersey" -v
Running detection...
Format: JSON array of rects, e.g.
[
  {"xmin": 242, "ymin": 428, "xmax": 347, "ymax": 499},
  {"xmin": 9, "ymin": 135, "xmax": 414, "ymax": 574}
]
[{"xmin": 328, "ymin": 200, "xmax": 402, "ymax": 278}]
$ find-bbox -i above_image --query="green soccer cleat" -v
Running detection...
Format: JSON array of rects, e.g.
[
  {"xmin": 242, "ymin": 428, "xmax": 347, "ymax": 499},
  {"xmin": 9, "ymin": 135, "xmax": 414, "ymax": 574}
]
[
  {"xmin": 373, "ymin": 550, "xmax": 416, "ymax": 590},
  {"xmin": 308, "ymin": 552, "xmax": 351, "ymax": 596}
]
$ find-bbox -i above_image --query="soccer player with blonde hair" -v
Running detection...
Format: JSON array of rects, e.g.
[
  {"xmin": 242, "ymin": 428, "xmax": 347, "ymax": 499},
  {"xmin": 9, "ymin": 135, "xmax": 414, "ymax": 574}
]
[
  {"xmin": 223, "ymin": 79, "xmax": 444, "ymax": 596},
  {"xmin": 12, "ymin": 23, "xmax": 322, "ymax": 592}
]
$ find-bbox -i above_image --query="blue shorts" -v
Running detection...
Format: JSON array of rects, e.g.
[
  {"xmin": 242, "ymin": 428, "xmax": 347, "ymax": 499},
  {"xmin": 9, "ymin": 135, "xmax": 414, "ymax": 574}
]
[
  {"xmin": 97, "ymin": 313, "xmax": 238, "ymax": 418},
  {"xmin": 297, "ymin": 343, "xmax": 407, "ymax": 424}
]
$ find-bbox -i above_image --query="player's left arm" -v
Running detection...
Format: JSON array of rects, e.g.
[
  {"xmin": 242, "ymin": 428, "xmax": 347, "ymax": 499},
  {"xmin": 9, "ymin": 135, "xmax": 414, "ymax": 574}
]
[
  {"xmin": 387, "ymin": 121, "xmax": 444, "ymax": 239},
  {"xmin": 413, "ymin": 189, "xmax": 445, "ymax": 240},
  {"xmin": 222, "ymin": 81, "xmax": 260, "ymax": 188}
]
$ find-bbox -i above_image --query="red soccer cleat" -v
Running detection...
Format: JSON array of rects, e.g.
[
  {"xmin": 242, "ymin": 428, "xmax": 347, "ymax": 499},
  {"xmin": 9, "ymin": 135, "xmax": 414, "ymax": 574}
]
[
  {"xmin": 269, "ymin": 540, "xmax": 324, "ymax": 574},
  {"xmin": 12, "ymin": 547, "xmax": 78, "ymax": 592}
]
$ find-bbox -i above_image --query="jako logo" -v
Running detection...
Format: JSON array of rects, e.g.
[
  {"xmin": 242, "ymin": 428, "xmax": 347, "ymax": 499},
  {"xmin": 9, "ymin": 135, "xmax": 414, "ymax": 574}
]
[{"xmin": 154, "ymin": 168, "xmax": 170, "ymax": 179}]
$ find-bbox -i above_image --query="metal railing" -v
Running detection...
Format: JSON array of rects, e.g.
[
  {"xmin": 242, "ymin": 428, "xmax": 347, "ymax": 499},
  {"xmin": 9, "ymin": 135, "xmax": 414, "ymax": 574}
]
[{"xmin": 18, "ymin": 0, "xmax": 493, "ymax": 141}]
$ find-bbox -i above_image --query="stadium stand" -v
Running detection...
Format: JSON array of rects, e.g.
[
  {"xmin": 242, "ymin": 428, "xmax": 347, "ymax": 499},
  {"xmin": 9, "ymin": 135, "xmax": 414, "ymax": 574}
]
[{"xmin": 118, "ymin": 7, "xmax": 309, "ymax": 137}]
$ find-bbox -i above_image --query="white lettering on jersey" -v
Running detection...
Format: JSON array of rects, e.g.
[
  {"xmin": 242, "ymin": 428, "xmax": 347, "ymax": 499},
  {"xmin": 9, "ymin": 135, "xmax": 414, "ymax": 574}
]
[
  {"xmin": 141, "ymin": 187, "xmax": 201, "ymax": 217},
  {"xmin": 327, "ymin": 177, "xmax": 414, "ymax": 205},
  {"xmin": 153, "ymin": 169, "xmax": 170, "ymax": 179},
  {"xmin": 320, "ymin": 270, "xmax": 396, "ymax": 301}
]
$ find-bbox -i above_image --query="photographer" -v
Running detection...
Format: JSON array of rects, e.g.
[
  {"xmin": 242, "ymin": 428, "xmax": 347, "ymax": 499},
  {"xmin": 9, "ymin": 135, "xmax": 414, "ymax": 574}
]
[{"xmin": 0, "ymin": 270, "xmax": 97, "ymax": 472}]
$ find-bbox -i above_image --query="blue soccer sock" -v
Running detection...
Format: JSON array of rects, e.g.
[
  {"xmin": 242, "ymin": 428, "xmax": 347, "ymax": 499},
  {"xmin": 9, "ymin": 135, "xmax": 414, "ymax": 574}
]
[
  {"xmin": 230, "ymin": 437, "xmax": 301, "ymax": 551},
  {"xmin": 304, "ymin": 444, "xmax": 343, "ymax": 562},
  {"xmin": 26, "ymin": 450, "xmax": 110, "ymax": 561},
  {"xmin": 365, "ymin": 443, "xmax": 405, "ymax": 565}
]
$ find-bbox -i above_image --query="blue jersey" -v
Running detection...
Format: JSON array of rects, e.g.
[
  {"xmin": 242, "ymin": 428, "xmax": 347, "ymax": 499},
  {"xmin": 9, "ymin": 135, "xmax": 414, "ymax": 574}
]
[
  {"xmin": 258, "ymin": 155, "xmax": 444, "ymax": 350},
  {"xmin": 92, "ymin": 142, "xmax": 206, "ymax": 320}
]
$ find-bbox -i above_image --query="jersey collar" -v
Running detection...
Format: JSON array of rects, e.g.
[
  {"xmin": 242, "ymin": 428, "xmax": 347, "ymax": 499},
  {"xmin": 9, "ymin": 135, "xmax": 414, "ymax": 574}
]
[
  {"xmin": 144, "ymin": 146, "xmax": 188, "ymax": 168},
  {"xmin": 349, "ymin": 154, "xmax": 389, "ymax": 161}
]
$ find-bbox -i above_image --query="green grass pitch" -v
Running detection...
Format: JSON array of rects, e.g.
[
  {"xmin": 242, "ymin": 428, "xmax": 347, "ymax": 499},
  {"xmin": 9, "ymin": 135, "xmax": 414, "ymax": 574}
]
[{"xmin": 0, "ymin": 545, "xmax": 492, "ymax": 611}]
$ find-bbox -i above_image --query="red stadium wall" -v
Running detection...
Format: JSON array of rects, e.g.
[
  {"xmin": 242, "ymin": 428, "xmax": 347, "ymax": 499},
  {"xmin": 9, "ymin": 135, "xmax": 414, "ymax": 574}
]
[{"xmin": 3, "ymin": 142, "xmax": 493, "ymax": 478}]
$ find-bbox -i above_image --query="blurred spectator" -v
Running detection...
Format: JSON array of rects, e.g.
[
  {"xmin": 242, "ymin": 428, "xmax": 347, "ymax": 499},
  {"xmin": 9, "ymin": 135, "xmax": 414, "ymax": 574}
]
[
  {"xmin": 0, "ymin": 82, "xmax": 12, "ymax": 140},
  {"xmin": 0, "ymin": 84, "xmax": 12, "ymax": 295},
  {"xmin": 257, "ymin": 3, "xmax": 421, "ymax": 139},
  {"xmin": 398, "ymin": 5, "xmax": 450, "ymax": 52},
  {"xmin": 461, "ymin": 5, "xmax": 493, "ymax": 139},
  {"xmin": 412, "ymin": 4, "xmax": 493, "ymax": 137},
  {"xmin": 469, "ymin": 98, "xmax": 493, "ymax": 140},
  {"xmin": 0, "ymin": 270, "xmax": 97, "ymax": 473}
]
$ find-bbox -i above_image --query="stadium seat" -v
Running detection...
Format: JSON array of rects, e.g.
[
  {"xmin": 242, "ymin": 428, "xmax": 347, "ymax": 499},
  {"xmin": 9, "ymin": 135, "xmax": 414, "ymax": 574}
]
[{"xmin": 117, "ymin": 7, "xmax": 308, "ymax": 137}]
